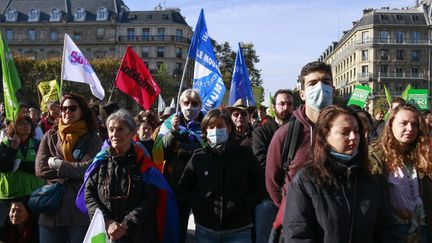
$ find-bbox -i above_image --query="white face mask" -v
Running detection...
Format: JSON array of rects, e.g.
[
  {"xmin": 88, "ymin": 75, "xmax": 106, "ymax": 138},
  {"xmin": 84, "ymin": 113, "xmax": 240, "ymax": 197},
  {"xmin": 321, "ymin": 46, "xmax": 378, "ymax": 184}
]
[
  {"xmin": 305, "ymin": 82, "xmax": 333, "ymax": 111},
  {"xmin": 181, "ymin": 107, "xmax": 200, "ymax": 121},
  {"xmin": 206, "ymin": 128, "xmax": 229, "ymax": 146}
]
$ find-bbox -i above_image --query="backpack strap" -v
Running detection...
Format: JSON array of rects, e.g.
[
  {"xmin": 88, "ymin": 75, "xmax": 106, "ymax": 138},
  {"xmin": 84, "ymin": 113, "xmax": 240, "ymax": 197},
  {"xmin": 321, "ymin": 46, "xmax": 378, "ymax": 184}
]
[{"xmin": 281, "ymin": 116, "xmax": 301, "ymax": 172}]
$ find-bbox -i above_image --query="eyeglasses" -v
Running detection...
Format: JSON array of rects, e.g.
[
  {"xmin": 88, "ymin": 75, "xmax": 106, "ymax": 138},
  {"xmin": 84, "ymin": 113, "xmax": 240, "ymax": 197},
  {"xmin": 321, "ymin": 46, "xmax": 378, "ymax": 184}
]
[
  {"xmin": 103, "ymin": 174, "xmax": 131, "ymax": 200},
  {"xmin": 182, "ymin": 100, "xmax": 199, "ymax": 107},
  {"xmin": 60, "ymin": 105, "xmax": 78, "ymax": 112},
  {"xmin": 232, "ymin": 111, "xmax": 248, "ymax": 118}
]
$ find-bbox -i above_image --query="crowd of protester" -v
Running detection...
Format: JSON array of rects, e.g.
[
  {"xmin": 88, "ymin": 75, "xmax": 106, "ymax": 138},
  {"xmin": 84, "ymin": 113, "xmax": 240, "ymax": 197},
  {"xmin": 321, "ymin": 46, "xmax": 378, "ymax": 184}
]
[{"xmin": 0, "ymin": 60, "xmax": 430, "ymax": 243}]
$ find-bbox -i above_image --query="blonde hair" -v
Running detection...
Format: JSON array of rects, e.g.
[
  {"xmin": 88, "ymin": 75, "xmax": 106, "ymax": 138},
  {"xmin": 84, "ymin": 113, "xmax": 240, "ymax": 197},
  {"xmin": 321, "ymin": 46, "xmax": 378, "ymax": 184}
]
[{"xmin": 377, "ymin": 104, "xmax": 431, "ymax": 174}]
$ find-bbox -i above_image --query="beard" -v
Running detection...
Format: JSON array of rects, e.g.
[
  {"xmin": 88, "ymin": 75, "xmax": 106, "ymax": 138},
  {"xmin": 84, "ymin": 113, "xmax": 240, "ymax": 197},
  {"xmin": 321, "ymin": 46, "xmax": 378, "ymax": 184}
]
[{"xmin": 275, "ymin": 110, "xmax": 291, "ymax": 122}]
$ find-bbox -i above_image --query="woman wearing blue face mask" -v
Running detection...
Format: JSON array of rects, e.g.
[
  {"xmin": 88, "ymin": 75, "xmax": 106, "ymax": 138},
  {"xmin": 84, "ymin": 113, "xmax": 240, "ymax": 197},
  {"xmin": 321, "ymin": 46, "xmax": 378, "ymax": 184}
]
[
  {"xmin": 283, "ymin": 105, "xmax": 400, "ymax": 243},
  {"xmin": 177, "ymin": 109, "xmax": 263, "ymax": 242}
]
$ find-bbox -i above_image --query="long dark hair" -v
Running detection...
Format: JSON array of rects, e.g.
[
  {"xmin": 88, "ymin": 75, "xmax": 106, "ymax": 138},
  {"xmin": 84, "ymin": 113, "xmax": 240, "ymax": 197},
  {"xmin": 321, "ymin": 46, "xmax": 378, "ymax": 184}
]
[
  {"xmin": 61, "ymin": 93, "xmax": 98, "ymax": 131},
  {"xmin": 309, "ymin": 105, "xmax": 369, "ymax": 185}
]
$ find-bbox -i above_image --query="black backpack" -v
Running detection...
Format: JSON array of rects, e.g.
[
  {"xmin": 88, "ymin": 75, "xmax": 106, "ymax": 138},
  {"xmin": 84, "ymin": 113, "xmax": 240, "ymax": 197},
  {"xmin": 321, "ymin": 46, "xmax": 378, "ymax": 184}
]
[{"xmin": 281, "ymin": 116, "xmax": 302, "ymax": 176}]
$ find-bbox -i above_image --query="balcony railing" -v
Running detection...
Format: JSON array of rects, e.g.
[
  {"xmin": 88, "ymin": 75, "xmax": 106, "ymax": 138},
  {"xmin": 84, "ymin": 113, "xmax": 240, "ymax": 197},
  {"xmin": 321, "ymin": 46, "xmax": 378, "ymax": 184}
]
[
  {"xmin": 118, "ymin": 35, "xmax": 190, "ymax": 43},
  {"xmin": 357, "ymin": 38, "xmax": 430, "ymax": 45}
]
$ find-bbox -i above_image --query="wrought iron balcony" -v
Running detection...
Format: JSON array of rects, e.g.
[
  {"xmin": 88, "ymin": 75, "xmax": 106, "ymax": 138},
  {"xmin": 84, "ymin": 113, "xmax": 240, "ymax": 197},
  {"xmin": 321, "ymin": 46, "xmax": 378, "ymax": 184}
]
[{"xmin": 118, "ymin": 35, "xmax": 190, "ymax": 43}]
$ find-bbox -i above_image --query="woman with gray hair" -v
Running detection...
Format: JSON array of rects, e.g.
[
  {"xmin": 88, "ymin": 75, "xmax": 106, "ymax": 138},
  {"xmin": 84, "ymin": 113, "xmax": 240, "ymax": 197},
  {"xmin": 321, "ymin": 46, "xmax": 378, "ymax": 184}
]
[{"xmin": 84, "ymin": 109, "xmax": 160, "ymax": 242}]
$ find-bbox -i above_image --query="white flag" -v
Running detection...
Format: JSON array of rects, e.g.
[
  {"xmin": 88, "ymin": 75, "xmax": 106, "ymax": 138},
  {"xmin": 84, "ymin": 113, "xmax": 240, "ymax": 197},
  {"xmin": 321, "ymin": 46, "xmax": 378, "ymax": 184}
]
[
  {"xmin": 158, "ymin": 94, "xmax": 166, "ymax": 113},
  {"xmin": 61, "ymin": 33, "xmax": 105, "ymax": 100},
  {"xmin": 83, "ymin": 208, "xmax": 108, "ymax": 243}
]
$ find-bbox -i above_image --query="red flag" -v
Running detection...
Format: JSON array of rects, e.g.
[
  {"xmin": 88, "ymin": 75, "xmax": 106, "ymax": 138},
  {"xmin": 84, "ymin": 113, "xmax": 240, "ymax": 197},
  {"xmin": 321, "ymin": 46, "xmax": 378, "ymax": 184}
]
[{"xmin": 115, "ymin": 46, "xmax": 160, "ymax": 109}]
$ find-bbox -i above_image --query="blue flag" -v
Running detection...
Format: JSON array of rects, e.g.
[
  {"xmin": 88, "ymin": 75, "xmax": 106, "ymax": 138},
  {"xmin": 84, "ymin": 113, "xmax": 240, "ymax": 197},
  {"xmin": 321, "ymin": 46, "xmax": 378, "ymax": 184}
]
[
  {"xmin": 229, "ymin": 43, "xmax": 256, "ymax": 106},
  {"xmin": 189, "ymin": 9, "xmax": 226, "ymax": 112}
]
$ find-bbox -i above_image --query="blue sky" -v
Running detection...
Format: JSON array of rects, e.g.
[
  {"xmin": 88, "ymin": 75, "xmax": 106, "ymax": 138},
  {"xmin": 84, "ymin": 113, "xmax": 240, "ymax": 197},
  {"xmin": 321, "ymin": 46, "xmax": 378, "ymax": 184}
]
[{"xmin": 125, "ymin": 0, "xmax": 411, "ymax": 104}]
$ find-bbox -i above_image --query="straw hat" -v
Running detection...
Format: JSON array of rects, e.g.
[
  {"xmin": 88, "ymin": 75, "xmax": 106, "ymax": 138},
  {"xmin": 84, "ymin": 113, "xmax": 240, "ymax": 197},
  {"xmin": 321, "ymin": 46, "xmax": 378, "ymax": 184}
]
[{"xmin": 225, "ymin": 99, "xmax": 256, "ymax": 114}]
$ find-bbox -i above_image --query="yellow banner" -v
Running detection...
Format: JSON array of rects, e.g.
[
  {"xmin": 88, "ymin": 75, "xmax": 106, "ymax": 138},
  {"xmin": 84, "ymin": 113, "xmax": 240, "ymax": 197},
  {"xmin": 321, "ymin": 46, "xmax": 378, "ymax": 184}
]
[{"xmin": 37, "ymin": 80, "xmax": 60, "ymax": 112}]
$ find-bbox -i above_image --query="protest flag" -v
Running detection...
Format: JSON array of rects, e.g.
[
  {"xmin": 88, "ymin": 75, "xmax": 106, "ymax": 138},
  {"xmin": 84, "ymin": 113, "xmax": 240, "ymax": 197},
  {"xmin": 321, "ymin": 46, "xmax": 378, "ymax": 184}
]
[
  {"xmin": 400, "ymin": 84, "xmax": 412, "ymax": 101},
  {"xmin": 268, "ymin": 92, "xmax": 275, "ymax": 118},
  {"xmin": 37, "ymin": 80, "xmax": 61, "ymax": 112},
  {"xmin": 83, "ymin": 208, "xmax": 107, "ymax": 243},
  {"xmin": 184, "ymin": 9, "xmax": 226, "ymax": 112},
  {"xmin": 347, "ymin": 85, "xmax": 371, "ymax": 108},
  {"xmin": 61, "ymin": 33, "xmax": 105, "ymax": 100},
  {"xmin": 0, "ymin": 32, "xmax": 22, "ymax": 121},
  {"xmin": 115, "ymin": 46, "xmax": 160, "ymax": 110},
  {"xmin": 384, "ymin": 85, "xmax": 392, "ymax": 106},
  {"xmin": 158, "ymin": 94, "xmax": 166, "ymax": 113},
  {"xmin": 229, "ymin": 43, "xmax": 255, "ymax": 106}
]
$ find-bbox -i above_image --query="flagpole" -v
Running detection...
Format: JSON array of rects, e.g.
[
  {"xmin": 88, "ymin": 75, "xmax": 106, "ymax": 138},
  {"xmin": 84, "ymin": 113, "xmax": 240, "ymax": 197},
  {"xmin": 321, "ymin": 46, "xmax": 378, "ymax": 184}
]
[
  {"xmin": 60, "ymin": 34, "xmax": 67, "ymax": 99},
  {"xmin": 176, "ymin": 56, "xmax": 190, "ymax": 113},
  {"xmin": 107, "ymin": 84, "xmax": 116, "ymax": 102}
]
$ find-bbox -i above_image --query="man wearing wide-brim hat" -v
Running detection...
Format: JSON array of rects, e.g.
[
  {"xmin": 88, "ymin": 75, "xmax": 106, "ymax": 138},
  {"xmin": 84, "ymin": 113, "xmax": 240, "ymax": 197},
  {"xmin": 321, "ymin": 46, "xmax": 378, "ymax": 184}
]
[{"xmin": 225, "ymin": 98, "xmax": 255, "ymax": 147}]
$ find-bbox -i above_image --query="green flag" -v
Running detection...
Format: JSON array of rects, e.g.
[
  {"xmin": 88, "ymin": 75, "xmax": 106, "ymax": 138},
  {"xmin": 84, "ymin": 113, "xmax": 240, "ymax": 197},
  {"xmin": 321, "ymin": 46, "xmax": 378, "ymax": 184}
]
[
  {"xmin": 0, "ymin": 32, "xmax": 21, "ymax": 121},
  {"xmin": 268, "ymin": 92, "xmax": 275, "ymax": 118},
  {"xmin": 406, "ymin": 89, "xmax": 429, "ymax": 110},
  {"xmin": 347, "ymin": 85, "xmax": 371, "ymax": 108},
  {"xmin": 384, "ymin": 85, "xmax": 392, "ymax": 106},
  {"xmin": 400, "ymin": 84, "xmax": 412, "ymax": 101}
]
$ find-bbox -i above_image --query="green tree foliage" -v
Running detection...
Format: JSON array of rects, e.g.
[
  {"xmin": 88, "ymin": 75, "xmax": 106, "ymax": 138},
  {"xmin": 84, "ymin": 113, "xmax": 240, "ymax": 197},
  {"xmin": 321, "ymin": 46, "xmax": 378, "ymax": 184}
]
[
  {"xmin": 10, "ymin": 56, "xmax": 122, "ymax": 107},
  {"xmin": 153, "ymin": 63, "xmax": 178, "ymax": 102}
]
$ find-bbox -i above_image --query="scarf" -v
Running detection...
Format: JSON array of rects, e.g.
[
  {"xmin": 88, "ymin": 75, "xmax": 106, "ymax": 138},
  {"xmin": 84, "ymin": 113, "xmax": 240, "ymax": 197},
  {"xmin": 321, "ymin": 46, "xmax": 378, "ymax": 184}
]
[{"xmin": 58, "ymin": 120, "xmax": 87, "ymax": 162}]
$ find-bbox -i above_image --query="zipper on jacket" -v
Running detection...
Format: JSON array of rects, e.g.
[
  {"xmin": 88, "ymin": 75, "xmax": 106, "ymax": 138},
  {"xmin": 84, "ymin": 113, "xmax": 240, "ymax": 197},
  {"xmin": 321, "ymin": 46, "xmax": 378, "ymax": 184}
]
[{"xmin": 340, "ymin": 177, "xmax": 351, "ymax": 215}]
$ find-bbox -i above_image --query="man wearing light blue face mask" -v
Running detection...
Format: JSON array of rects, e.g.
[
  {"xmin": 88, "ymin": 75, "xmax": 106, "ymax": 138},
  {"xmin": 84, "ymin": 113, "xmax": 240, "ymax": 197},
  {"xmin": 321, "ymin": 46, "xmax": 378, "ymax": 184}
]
[{"xmin": 266, "ymin": 61, "xmax": 334, "ymax": 242}]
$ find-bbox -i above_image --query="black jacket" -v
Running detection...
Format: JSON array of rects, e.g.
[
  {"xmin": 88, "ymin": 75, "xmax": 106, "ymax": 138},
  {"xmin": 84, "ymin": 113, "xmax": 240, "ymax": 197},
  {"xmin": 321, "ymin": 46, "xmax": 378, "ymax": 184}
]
[
  {"xmin": 85, "ymin": 146, "xmax": 159, "ymax": 243},
  {"xmin": 252, "ymin": 118, "xmax": 280, "ymax": 167},
  {"xmin": 177, "ymin": 142, "xmax": 263, "ymax": 231},
  {"xmin": 283, "ymin": 156, "xmax": 401, "ymax": 243}
]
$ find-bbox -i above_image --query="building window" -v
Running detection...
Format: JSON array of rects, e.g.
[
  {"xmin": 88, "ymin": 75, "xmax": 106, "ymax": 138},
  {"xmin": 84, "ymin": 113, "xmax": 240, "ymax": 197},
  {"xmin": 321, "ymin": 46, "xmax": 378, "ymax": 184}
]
[
  {"xmin": 50, "ymin": 8, "xmax": 61, "ymax": 22},
  {"xmin": 142, "ymin": 47, "xmax": 149, "ymax": 58},
  {"xmin": 28, "ymin": 29, "xmax": 36, "ymax": 41},
  {"xmin": 412, "ymin": 15, "xmax": 420, "ymax": 21},
  {"xmin": 176, "ymin": 29, "xmax": 183, "ymax": 41},
  {"xmin": 395, "ymin": 32, "xmax": 404, "ymax": 43},
  {"xmin": 411, "ymin": 31, "xmax": 420, "ymax": 43},
  {"xmin": 157, "ymin": 28, "xmax": 165, "ymax": 41},
  {"xmin": 174, "ymin": 63, "xmax": 182, "ymax": 75},
  {"xmin": 380, "ymin": 15, "xmax": 389, "ymax": 20},
  {"xmin": 142, "ymin": 28, "xmax": 150, "ymax": 41},
  {"xmin": 161, "ymin": 14, "xmax": 168, "ymax": 20},
  {"xmin": 28, "ymin": 9, "xmax": 40, "ymax": 22},
  {"xmin": 50, "ymin": 31, "xmax": 58, "ymax": 41},
  {"xmin": 176, "ymin": 47, "xmax": 182, "ymax": 58},
  {"xmin": 411, "ymin": 50, "xmax": 420, "ymax": 61},
  {"xmin": 96, "ymin": 28, "xmax": 105, "ymax": 38},
  {"xmin": 74, "ymin": 33, "xmax": 81, "ymax": 41},
  {"xmin": 96, "ymin": 7, "xmax": 108, "ymax": 21},
  {"xmin": 396, "ymin": 67, "xmax": 404, "ymax": 77},
  {"xmin": 380, "ymin": 49, "xmax": 388, "ymax": 60},
  {"xmin": 379, "ymin": 31, "xmax": 389, "ymax": 43},
  {"xmin": 396, "ymin": 50, "xmax": 404, "ymax": 60},
  {"xmin": 396, "ymin": 15, "xmax": 403, "ymax": 21},
  {"xmin": 6, "ymin": 29, "xmax": 13, "ymax": 41},
  {"xmin": 74, "ymin": 8, "xmax": 86, "ymax": 21},
  {"xmin": 380, "ymin": 65, "xmax": 388, "ymax": 77},
  {"xmin": 361, "ymin": 65, "xmax": 368, "ymax": 77},
  {"xmin": 5, "ymin": 8, "xmax": 17, "ymax": 22},
  {"xmin": 411, "ymin": 66, "xmax": 419, "ymax": 77},
  {"xmin": 361, "ymin": 50, "xmax": 368, "ymax": 61},
  {"xmin": 127, "ymin": 28, "xmax": 135, "ymax": 40},
  {"xmin": 361, "ymin": 31, "xmax": 369, "ymax": 44},
  {"xmin": 157, "ymin": 47, "xmax": 164, "ymax": 57},
  {"xmin": 145, "ymin": 14, "xmax": 152, "ymax": 19}
]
